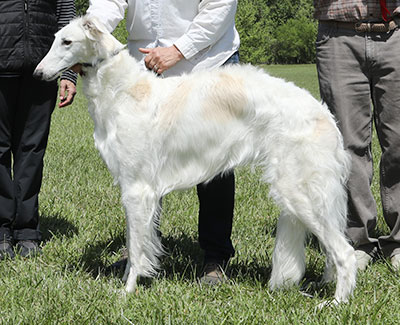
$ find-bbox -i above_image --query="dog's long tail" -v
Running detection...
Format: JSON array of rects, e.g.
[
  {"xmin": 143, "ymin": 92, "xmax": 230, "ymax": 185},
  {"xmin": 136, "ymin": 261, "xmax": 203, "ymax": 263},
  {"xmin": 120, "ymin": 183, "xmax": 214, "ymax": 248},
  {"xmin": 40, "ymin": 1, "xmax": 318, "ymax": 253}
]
[
  {"xmin": 315, "ymin": 115, "xmax": 351, "ymax": 234},
  {"xmin": 309, "ymin": 124, "xmax": 356, "ymax": 303}
]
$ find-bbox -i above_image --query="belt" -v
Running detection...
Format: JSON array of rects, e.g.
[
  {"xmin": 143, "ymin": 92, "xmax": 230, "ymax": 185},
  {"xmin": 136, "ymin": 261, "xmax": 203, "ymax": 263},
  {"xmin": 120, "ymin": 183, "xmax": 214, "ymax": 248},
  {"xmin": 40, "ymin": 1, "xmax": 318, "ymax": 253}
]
[{"xmin": 321, "ymin": 18, "xmax": 399, "ymax": 33}]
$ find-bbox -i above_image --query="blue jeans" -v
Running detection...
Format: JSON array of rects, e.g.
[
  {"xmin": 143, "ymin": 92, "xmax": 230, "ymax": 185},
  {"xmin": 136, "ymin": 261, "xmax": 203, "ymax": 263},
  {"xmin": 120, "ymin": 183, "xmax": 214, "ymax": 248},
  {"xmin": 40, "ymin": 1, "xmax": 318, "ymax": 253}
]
[{"xmin": 223, "ymin": 51, "xmax": 240, "ymax": 65}]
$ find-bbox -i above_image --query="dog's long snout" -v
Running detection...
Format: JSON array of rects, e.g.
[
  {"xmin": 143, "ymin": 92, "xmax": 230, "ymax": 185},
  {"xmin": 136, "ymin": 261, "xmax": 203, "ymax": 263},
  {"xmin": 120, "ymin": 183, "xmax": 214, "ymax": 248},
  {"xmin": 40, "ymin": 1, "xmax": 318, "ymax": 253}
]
[
  {"xmin": 33, "ymin": 70, "xmax": 43, "ymax": 80},
  {"xmin": 33, "ymin": 67, "xmax": 44, "ymax": 80}
]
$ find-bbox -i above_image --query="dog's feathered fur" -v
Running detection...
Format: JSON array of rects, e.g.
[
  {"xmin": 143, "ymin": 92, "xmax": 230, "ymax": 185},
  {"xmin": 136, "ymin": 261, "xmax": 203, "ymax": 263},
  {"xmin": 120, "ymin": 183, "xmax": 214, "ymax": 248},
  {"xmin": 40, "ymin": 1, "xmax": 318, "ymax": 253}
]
[{"xmin": 35, "ymin": 16, "xmax": 357, "ymax": 302}]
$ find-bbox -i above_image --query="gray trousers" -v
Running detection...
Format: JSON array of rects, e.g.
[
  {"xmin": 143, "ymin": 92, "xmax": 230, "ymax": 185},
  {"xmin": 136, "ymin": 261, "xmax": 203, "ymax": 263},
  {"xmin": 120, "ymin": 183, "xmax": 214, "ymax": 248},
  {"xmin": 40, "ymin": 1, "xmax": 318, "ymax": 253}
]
[{"xmin": 316, "ymin": 21, "xmax": 400, "ymax": 258}]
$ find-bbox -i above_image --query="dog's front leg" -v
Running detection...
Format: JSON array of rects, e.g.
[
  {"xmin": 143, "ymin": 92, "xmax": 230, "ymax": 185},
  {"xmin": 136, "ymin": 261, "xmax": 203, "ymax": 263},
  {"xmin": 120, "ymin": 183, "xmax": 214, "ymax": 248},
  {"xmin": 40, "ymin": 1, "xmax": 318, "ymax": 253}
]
[
  {"xmin": 269, "ymin": 212, "xmax": 307, "ymax": 289},
  {"xmin": 121, "ymin": 182, "xmax": 163, "ymax": 293},
  {"xmin": 124, "ymin": 259, "xmax": 138, "ymax": 293}
]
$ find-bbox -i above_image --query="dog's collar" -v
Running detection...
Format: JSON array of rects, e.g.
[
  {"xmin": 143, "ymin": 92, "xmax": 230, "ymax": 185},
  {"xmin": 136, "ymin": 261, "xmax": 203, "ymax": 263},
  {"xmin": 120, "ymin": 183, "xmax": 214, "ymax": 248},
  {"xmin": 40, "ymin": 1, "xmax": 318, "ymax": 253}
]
[
  {"xmin": 82, "ymin": 62, "xmax": 95, "ymax": 68},
  {"xmin": 81, "ymin": 46, "xmax": 126, "ymax": 68}
]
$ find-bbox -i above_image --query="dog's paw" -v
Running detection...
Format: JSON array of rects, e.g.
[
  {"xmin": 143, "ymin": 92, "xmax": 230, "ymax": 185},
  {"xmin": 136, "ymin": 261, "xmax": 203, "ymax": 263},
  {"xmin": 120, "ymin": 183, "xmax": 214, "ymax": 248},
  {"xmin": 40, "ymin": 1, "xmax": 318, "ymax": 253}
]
[
  {"xmin": 125, "ymin": 279, "xmax": 138, "ymax": 293},
  {"xmin": 316, "ymin": 298, "xmax": 341, "ymax": 309}
]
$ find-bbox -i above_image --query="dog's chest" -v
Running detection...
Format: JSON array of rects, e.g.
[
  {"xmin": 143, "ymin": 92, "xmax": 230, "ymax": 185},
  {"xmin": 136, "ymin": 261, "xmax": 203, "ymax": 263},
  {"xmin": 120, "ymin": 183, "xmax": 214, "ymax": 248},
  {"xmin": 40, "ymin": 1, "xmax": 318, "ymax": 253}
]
[{"xmin": 86, "ymin": 99, "xmax": 122, "ymax": 179}]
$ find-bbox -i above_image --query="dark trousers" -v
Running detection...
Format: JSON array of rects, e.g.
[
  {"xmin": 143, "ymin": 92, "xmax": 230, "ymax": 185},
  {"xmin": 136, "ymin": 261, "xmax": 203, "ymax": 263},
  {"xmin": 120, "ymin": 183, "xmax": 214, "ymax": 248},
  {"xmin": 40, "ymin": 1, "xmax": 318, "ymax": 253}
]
[
  {"xmin": 196, "ymin": 52, "xmax": 239, "ymax": 264},
  {"xmin": 197, "ymin": 172, "xmax": 235, "ymax": 263},
  {"xmin": 0, "ymin": 74, "xmax": 57, "ymax": 241}
]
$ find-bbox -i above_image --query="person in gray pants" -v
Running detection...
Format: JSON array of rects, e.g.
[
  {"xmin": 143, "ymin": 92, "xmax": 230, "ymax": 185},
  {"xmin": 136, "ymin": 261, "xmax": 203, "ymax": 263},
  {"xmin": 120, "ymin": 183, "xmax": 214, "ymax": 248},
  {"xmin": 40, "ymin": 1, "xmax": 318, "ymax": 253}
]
[{"xmin": 314, "ymin": 0, "xmax": 400, "ymax": 270}]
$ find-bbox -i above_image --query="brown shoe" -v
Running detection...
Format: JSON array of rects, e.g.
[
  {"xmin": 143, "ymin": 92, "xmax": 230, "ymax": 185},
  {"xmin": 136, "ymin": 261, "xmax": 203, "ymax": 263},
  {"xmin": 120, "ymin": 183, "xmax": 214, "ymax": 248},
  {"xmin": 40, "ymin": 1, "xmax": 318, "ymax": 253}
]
[{"xmin": 200, "ymin": 262, "xmax": 228, "ymax": 285}]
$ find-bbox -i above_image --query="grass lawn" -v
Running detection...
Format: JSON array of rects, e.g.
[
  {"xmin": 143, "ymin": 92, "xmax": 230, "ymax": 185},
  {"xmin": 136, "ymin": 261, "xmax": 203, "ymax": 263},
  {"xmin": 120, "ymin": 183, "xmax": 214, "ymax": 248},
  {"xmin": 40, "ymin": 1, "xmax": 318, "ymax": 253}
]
[{"xmin": 0, "ymin": 64, "xmax": 395, "ymax": 324}]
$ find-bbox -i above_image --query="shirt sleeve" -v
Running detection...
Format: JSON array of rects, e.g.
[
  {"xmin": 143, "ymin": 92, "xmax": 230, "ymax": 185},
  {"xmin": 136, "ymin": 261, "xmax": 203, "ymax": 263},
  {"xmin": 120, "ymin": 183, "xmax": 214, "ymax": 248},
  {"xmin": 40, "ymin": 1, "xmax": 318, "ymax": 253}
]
[
  {"xmin": 174, "ymin": 0, "xmax": 238, "ymax": 60},
  {"xmin": 87, "ymin": 0, "xmax": 128, "ymax": 32},
  {"xmin": 56, "ymin": 0, "xmax": 78, "ymax": 84},
  {"xmin": 56, "ymin": 0, "xmax": 76, "ymax": 30}
]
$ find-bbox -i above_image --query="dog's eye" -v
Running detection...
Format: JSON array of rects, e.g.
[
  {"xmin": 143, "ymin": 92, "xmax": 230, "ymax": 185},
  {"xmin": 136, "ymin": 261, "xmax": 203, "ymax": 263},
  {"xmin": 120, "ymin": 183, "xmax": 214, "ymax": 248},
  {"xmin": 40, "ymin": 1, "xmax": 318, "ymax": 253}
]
[{"xmin": 62, "ymin": 39, "xmax": 72, "ymax": 46}]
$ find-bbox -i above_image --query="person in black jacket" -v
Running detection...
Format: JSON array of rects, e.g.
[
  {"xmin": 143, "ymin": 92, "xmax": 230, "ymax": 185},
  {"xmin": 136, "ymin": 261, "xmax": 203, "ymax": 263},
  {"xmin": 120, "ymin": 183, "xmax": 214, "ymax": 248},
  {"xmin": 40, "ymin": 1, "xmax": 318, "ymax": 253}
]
[{"xmin": 0, "ymin": 0, "xmax": 77, "ymax": 259}]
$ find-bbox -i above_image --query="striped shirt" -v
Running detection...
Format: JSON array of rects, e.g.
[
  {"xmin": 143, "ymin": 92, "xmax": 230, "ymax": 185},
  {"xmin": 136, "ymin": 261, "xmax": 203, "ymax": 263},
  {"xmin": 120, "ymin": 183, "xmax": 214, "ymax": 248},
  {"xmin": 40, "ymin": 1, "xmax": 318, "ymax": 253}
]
[
  {"xmin": 57, "ymin": 0, "xmax": 77, "ymax": 83},
  {"xmin": 57, "ymin": 0, "xmax": 76, "ymax": 29},
  {"xmin": 314, "ymin": 0, "xmax": 400, "ymax": 21}
]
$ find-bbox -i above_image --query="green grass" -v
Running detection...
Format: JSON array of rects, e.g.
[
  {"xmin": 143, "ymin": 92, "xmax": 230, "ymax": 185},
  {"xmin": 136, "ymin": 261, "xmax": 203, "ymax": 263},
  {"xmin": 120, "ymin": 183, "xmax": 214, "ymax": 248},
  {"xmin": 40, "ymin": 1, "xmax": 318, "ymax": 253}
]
[
  {"xmin": 263, "ymin": 64, "xmax": 320, "ymax": 99},
  {"xmin": 0, "ymin": 65, "xmax": 395, "ymax": 324}
]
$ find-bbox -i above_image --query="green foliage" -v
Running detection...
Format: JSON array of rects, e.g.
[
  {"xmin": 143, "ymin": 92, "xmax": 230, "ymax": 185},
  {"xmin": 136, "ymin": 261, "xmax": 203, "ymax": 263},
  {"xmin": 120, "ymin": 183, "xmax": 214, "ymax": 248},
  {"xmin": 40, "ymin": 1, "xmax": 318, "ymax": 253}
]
[
  {"xmin": 274, "ymin": 17, "xmax": 317, "ymax": 64},
  {"xmin": 235, "ymin": 0, "xmax": 274, "ymax": 64},
  {"xmin": 112, "ymin": 21, "xmax": 129, "ymax": 43},
  {"xmin": 236, "ymin": 0, "xmax": 317, "ymax": 64},
  {"xmin": 74, "ymin": 0, "xmax": 88, "ymax": 15}
]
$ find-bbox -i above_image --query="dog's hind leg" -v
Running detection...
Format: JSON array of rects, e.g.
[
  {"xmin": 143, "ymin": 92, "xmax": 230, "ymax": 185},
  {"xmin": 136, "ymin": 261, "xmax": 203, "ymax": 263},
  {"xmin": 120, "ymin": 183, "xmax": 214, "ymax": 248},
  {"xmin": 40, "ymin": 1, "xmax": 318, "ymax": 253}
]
[
  {"xmin": 292, "ymin": 208, "xmax": 356, "ymax": 303},
  {"xmin": 316, "ymin": 228, "xmax": 356, "ymax": 303},
  {"xmin": 121, "ymin": 182, "xmax": 163, "ymax": 293},
  {"xmin": 269, "ymin": 211, "xmax": 307, "ymax": 290},
  {"xmin": 321, "ymin": 247, "xmax": 336, "ymax": 284}
]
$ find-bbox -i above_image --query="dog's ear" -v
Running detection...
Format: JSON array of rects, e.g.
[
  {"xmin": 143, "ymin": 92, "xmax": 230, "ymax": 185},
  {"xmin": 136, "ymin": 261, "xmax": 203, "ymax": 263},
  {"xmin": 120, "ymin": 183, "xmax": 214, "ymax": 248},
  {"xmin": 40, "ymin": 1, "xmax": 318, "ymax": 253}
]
[
  {"xmin": 80, "ymin": 15, "xmax": 124, "ymax": 59},
  {"xmin": 81, "ymin": 16, "xmax": 108, "ymax": 41}
]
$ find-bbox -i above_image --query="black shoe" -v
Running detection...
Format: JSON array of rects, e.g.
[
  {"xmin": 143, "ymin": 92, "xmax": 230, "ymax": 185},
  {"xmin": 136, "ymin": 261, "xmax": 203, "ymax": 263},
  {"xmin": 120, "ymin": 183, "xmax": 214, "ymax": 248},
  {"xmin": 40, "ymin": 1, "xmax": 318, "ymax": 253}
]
[
  {"xmin": 15, "ymin": 240, "xmax": 42, "ymax": 258},
  {"xmin": 0, "ymin": 240, "xmax": 15, "ymax": 260}
]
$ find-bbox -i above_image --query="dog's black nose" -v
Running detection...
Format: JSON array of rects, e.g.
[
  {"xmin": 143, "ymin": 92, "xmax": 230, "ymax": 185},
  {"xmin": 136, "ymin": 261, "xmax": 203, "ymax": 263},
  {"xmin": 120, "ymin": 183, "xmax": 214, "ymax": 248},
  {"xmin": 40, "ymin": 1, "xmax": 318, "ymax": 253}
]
[{"xmin": 32, "ymin": 69, "xmax": 43, "ymax": 80}]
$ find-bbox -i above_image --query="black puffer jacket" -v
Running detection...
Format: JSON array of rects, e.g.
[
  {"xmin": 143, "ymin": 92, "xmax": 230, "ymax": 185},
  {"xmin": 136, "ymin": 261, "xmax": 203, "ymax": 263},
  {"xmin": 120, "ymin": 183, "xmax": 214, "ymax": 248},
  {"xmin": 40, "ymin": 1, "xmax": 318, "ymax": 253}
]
[{"xmin": 0, "ymin": 0, "xmax": 57, "ymax": 73}]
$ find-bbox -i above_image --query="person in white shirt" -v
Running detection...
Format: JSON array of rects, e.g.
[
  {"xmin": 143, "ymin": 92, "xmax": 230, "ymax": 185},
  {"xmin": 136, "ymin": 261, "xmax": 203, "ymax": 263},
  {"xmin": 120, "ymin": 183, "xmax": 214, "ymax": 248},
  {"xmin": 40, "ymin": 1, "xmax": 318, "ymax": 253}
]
[{"xmin": 87, "ymin": 0, "xmax": 240, "ymax": 284}]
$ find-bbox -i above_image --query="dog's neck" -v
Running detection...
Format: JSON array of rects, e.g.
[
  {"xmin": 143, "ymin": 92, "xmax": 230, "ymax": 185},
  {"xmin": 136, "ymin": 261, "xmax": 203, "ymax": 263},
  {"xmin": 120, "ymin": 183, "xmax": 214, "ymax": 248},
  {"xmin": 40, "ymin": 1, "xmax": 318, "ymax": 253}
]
[{"xmin": 81, "ymin": 45, "xmax": 127, "ymax": 70}]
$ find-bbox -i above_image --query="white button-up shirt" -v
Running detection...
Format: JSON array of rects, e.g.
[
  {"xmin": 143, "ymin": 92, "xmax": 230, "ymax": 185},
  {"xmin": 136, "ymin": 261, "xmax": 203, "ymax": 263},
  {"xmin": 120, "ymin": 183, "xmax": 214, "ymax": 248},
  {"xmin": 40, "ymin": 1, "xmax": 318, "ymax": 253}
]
[{"xmin": 87, "ymin": 0, "xmax": 240, "ymax": 77}]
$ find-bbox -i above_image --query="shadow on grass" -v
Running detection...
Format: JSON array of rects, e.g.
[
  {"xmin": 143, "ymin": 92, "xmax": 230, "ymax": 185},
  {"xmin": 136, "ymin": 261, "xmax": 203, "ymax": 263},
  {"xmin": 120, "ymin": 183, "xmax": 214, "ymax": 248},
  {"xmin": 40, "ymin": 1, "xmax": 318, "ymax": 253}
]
[
  {"xmin": 76, "ymin": 231, "xmax": 275, "ymax": 288},
  {"xmin": 76, "ymin": 232, "xmax": 203, "ymax": 280},
  {"xmin": 40, "ymin": 213, "xmax": 79, "ymax": 242},
  {"xmin": 46, "ymin": 219, "xmax": 330, "ymax": 297}
]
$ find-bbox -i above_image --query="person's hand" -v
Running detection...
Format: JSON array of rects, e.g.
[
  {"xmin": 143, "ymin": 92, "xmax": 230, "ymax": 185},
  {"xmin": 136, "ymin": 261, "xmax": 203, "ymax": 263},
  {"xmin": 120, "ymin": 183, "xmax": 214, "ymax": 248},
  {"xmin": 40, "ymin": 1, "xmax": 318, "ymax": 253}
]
[
  {"xmin": 71, "ymin": 64, "xmax": 83, "ymax": 75},
  {"xmin": 139, "ymin": 45, "xmax": 184, "ymax": 74},
  {"xmin": 59, "ymin": 79, "xmax": 77, "ymax": 108}
]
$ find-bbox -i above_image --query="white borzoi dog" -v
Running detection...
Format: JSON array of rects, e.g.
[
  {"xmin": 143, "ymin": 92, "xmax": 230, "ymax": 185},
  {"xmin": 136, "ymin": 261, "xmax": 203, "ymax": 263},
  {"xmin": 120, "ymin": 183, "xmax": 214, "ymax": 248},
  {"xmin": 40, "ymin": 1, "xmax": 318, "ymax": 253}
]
[{"xmin": 34, "ymin": 16, "xmax": 357, "ymax": 303}]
